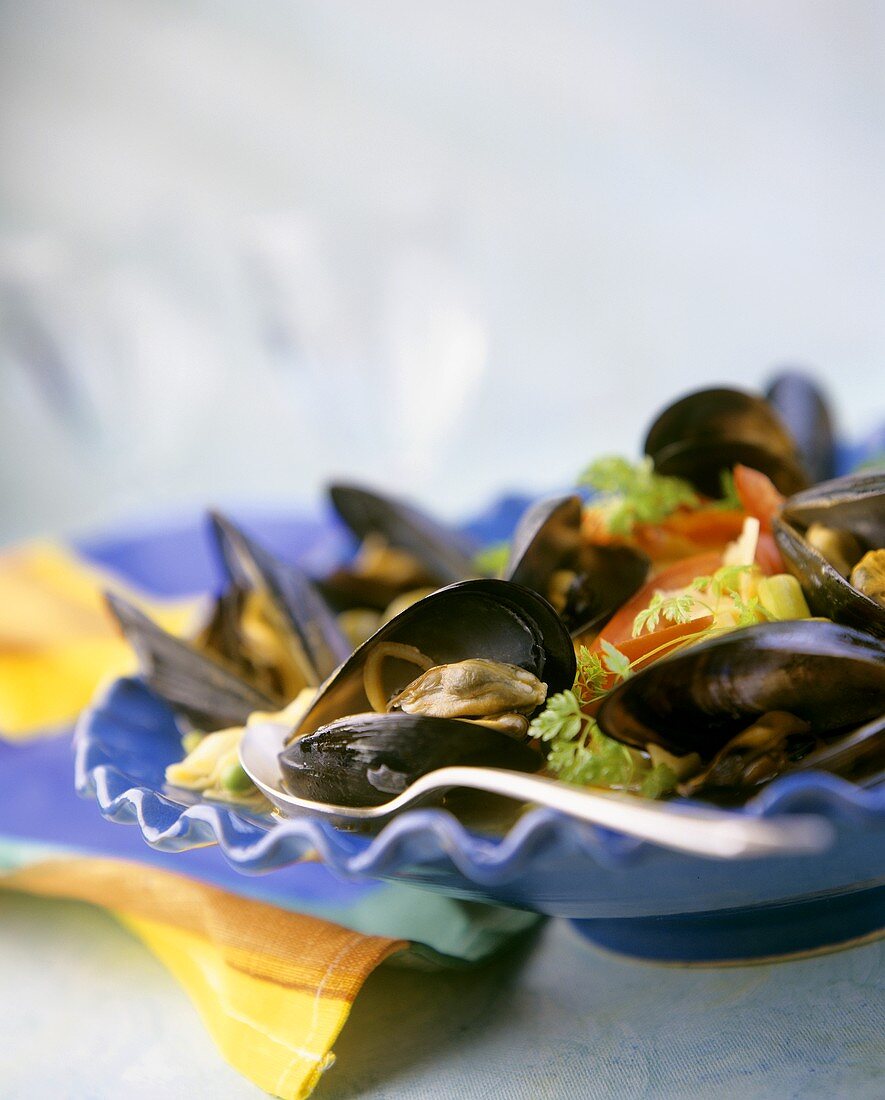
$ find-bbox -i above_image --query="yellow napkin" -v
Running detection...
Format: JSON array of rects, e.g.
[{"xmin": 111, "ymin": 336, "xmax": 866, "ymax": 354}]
[
  {"xmin": 0, "ymin": 541, "xmax": 194, "ymax": 737},
  {"xmin": 1, "ymin": 859, "xmax": 405, "ymax": 1099},
  {"xmin": 0, "ymin": 541, "xmax": 407, "ymax": 1098}
]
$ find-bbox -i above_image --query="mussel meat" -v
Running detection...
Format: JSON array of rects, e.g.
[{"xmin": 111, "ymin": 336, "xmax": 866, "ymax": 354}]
[
  {"xmin": 644, "ymin": 386, "xmax": 808, "ymax": 497},
  {"xmin": 773, "ymin": 472, "xmax": 885, "ymax": 637}
]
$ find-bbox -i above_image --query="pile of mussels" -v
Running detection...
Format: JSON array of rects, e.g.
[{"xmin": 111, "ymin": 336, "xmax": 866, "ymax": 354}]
[{"xmin": 110, "ymin": 373, "xmax": 885, "ymax": 810}]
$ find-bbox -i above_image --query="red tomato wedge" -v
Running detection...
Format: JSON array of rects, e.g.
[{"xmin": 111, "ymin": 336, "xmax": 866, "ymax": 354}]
[
  {"xmin": 582, "ymin": 615, "xmax": 715, "ymax": 713},
  {"xmin": 733, "ymin": 464, "xmax": 785, "ymax": 531},
  {"xmin": 589, "ymin": 550, "xmax": 724, "ymax": 649},
  {"xmin": 629, "ymin": 508, "xmax": 745, "ymax": 563}
]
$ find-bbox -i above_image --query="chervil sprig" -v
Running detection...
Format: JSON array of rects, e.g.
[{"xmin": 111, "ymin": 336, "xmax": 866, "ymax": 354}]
[
  {"xmin": 529, "ymin": 639, "xmax": 677, "ymax": 793},
  {"xmin": 632, "ymin": 591, "xmax": 698, "ymax": 636},
  {"xmin": 631, "ymin": 564, "xmax": 769, "ymax": 641}
]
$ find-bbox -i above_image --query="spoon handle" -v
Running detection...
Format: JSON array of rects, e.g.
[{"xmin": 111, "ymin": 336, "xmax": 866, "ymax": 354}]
[{"xmin": 409, "ymin": 767, "xmax": 834, "ymax": 859}]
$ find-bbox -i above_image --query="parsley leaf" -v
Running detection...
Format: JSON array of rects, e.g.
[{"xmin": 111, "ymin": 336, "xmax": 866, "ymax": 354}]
[
  {"xmin": 632, "ymin": 591, "xmax": 697, "ymax": 637},
  {"xmin": 531, "ymin": 693, "xmax": 638, "ymax": 788},
  {"xmin": 530, "ymin": 690, "xmax": 585, "ymax": 744},
  {"xmin": 579, "ymin": 456, "xmax": 700, "ymax": 534},
  {"xmin": 631, "ymin": 563, "xmax": 768, "ymax": 641},
  {"xmin": 575, "ymin": 645, "xmax": 607, "ymax": 702},
  {"xmin": 600, "ymin": 638, "xmax": 632, "ymax": 680}
]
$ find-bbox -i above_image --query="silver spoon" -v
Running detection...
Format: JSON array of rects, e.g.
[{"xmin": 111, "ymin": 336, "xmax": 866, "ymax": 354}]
[{"xmin": 239, "ymin": 720, "xmax": 833, "ymax": 860}]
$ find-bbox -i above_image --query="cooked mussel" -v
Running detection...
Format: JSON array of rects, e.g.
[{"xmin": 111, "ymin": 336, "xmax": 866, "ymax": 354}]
[
  {"xmin": 280, "ymin": 712, "xmax": 544, "ymax": 807},
  {"xmin": 644, "ymin": 386, "xmax": 808, "ymax": 497},
  {"xmin": 773, "ymin": 472, "xmax": 885, "ymax": 637},
  {"xmin": 321, "ymin": 483, "xmax": 477, "ymax": 611},
  {"xmin": 789, "ymin": 712, "xmax": 885, "ymax": 788},
  {"xmin": 278, "ymin": 579, "xmax": 575, "ymax": 805},
  {"xmin": 106, "ymin": 592, "xmax": 280, "ymax": 730},
  {"xmin": 765, "ymin": 370, "xmax": 836, "ymax": 485},
  {"xmin": 107, "ymin": 515, "xmax": 351, "ymax": 730},
  {"xmin": 206, "ymin": 512, "xmax": 350, "ymax": 687},
  {"xmin": 504, "ymin": 494, "xmax": 649, "ymax": 636},
  {"xmin": 289, "ymin": 578, "xmax": 576, "ymax": 738},
  {"xmin": 596, "ymin": 620, "xmax": 885, "ymax": 762}
]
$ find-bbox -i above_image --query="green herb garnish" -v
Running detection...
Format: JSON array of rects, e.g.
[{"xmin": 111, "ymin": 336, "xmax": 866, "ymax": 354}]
[
  {"xmin": 711, "ymin": 468, "xmax": 741, "ymax": 510},
  {"xmin": 631, "ymin": 564, "xmax": 769, "ymax": 639},
  {"xmin": 578, "ymin": 456, "xmax": 700, "ymax": 534},
  {"xmin": 531, "ymin": 640, "xmax": 679, "ymax": 797},
  {"xmin": 473, "ymin": 541, "xmax": 511, "ymax": 576}
]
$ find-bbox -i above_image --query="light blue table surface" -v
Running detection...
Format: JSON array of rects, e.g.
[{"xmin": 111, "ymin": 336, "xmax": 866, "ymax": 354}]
[{"xmin": 1, "ymin": 891, "xmax": 882, "ymax": 1099}]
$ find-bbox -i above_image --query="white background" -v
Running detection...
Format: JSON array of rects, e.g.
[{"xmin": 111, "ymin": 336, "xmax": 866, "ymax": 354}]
[{"xmin": 1, "ymin": 1, "xmax": 884, "ymax": 540}]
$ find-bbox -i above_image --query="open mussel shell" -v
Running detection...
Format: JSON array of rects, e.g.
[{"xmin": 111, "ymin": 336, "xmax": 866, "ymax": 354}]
[
  {"xmin": 773, "ymin": 472, "xmax": 885, "ymax": 638},
  {"xmin": 209, "ymin": 512, "xmax": 351, "ymax": 683},
  {"xmin": 644, "ymin": 386, "xmax": 808, "ymax": 497},
  {"xmin": 289, "ymin": 578, "xmax": 577, "ymax": 739},
  {"xmin": 789, "ymin": 713, "xmax": 885, "ymax": 788},
  {"xmin": 765, "ymin": 370, "xmax": 836, "ymax": 485},
  {"xmin": 505, "ymin": 495, "xmax": 584, "ymax": 587},
  {"xmin": 280, "ymin": 712, "xmax": 544, "ymax": 807},
  {"xmin": 597, "ymin": 620, "xmax": 885, "ymax": 759},
  {"xmin": 328, "ymin": 482, "xmax": 477, "ymax": 587},
  {"xmin": 505, "ymin": 494, "xmax": 649, "ymax": 636},
  {"xmin": 105, "ymin": 592, "xmax": 280, "ymax": 730}
]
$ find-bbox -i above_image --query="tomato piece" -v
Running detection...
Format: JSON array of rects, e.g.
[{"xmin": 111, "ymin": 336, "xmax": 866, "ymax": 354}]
[
  {"xmin": 582, "ymin": 616, "xmax": 715, "ymax": 714},
  {"xmin": 755, "ymin": 530, "xmax": 785, "ymax": 575},
  {"xmin": 587, "ymin": 550, "xmax": 724, "ymax": 649},
  {"xmin": 733, "ymin": 464, "xmax": 785, "ymax": 531}
]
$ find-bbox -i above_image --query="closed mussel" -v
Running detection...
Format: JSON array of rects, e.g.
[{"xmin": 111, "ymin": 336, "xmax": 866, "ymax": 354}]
[
  {"xmin": 282, "ymin": 712, "xmax": 544, "ymax": 807},
  {"xmin": 773, "ymin": 472, "xmax": 885, "ymax": 638},
  {"xmin": 765, "ymin": 370, "xmax": 836, "ymax": 485}
]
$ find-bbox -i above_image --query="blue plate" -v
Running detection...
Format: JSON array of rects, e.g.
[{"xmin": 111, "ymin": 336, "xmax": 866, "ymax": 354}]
[{"xmin": 75, "ymin": 506, "xmax": 885, "ymax": 964}]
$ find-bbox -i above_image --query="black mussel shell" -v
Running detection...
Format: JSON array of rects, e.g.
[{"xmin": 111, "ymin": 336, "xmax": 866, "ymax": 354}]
[
  {"xmin": 505, "ymin": 495, "xmax": 583, "ymax": 589},
  {"xmin": 505, "ymin": 494, "xmax": 649, "ymax": 636},
  {"xmin": 774, "ymin": 472, "xmax": 885, "ymax": 638},
  {"xmin": 317, "ymin": 570, "xmax": 421, "ymax": 614},
  {"xmin": 560, "ymin": 545, "xmax": 650, "ymax": 637},
  {"xmin": 328, "ymin": 482, "xmax": 477, "ymax": 586},
  {"xmin": 280, "ymin": 712, "xmax": 544, "ymax": 807},
  {"xmin": 765, "ymin": 370, "xmax": 836, "ymax": 485},
  {"xmin": 198, "ymin": 585, "xmax": 253, "ymax": 676},
  {"xmin": 789, "ymin": 713, "xmax": 885, "ymax": 787},
  {"xmin": 106, "ymin": 592, "xmax": 280, "ymax": 730},
  {"xmin": 289, "ymin": 579, "xmax": 577, "ymax": 739},
  {"xmin": 644, "ymin": 386, "xmax": 808, "ymax": 497},
  {"xmin": 209, "ymin": 512, "xmax": 351, "ymax": 683},
  {"xmin": 597, "ymin": 620, "xmax": 885, "ymax": 759}
]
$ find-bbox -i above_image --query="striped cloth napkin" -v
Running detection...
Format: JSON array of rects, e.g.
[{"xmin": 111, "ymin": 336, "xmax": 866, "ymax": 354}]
[{"xmin": 0, "ymin": 538, "xmax": 536, "ymax": 1099}]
